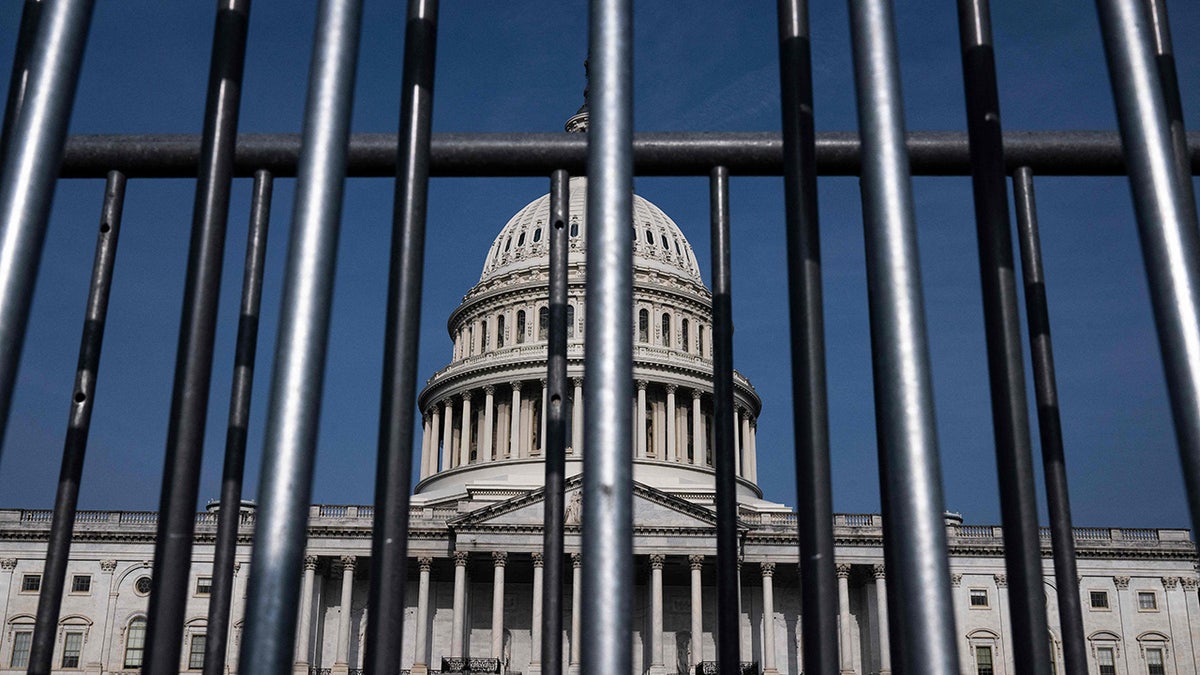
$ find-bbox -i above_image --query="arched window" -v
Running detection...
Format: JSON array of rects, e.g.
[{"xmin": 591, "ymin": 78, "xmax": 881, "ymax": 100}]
[
  {"xmin": 124, "ymin": 617, "xmax": 147, "ymax": 668},
  {"xmin": 674, "ymin": 239, "xmax": 682, "ymax": 256},
  {"xmin": 638, "ymin": 309, "xmax": 649, "ymax": 343},
  {"xmin": 645, "ymin": 229, "xmax": 654, "ymax": 244},
  {"xmin": 516, "ymin": 310, "xmax": 526, "ymax": 344},
  {"xmin": 479, "ymin": 320, "xmax": 488, "ymax": 352},
  {"xmin": 567, "ymin": 305, "xmax": 576, "ymax": 338},
  {"xmin": 570, "ymin": 220, "xmax": 579, "ymax": 237},
  {"xmin": 517, "ymin": 231, "xmax": 526, "ymax": 246},
  {"xmin": 661, "ymin": 313, "xmax": 672, "ymax": 347},
  {"xmin": 681, "ymin": 319, "xmax": 690, "ymax": 352},
  {"xmin": 660, "ymin": 234, "xmax": 669, "ymax": 249},
  {"xmin": 504, "ymin": 236, "xmax": 512, "ymax": 252},
  {"xmin": 699, "ymin": 325, "xmax": 707, "ymax": 357},
  {"xmin": 539, "ymin": 307, "xmax": 549, "ymax": 341},
  {"xmin": 496, "ymin": 314, "xmax": 506, "ymax": 348},
  {"xmin": 533, "ymin": 226, "xmax": 543, "ymax": 243},
  {"xmin": 467, "ymin": 324, "xmax": 475, "ymax": 356}
]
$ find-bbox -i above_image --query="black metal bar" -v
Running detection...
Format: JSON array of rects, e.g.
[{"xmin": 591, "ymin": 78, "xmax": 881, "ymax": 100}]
[
  {"xmin": 52, "ymin": 130, "xmax": 1200, "ymax": 179},
  {"xmin": 1145, "ymin": 0, "xmax": 1192, "ymax": 200},
  {"xmin": 581, "ymin": 0, "xmax": 634, "ymax": 673},
  {"xmin": 709, "ymin": 165, "xmax": 740, "ymax": 672},
  {"xmin": 365, "ymin": 0, "xmax": 438, "ymax": 672},
  {"xmin": 0, "ymin": 0, "xmax": 43, "ymax": 161},
  {"xmin": 956, "ymin": 4, "xmax": 1050, "ymax": 674},
  {"xmin": 0, "ymin": 0, "xmax": 93, "ymax": 452},
  {"xmin": 144, "ymin": 1, "xmax": 251, "ymax": 669},
  {"xmin": 204, "ymin": 169, "xmax": 273, "ymax": 675},
  {"xmin": 541, "ymin": 169, "xmax": 569, "ymax": 675},
  {"xmin": 28, "ymin": 170, "xmax": 125, "ymax": 675},
  {"xmin": 848, "ymin": 1, "xmax": 961, "ymax": 673},
  {"xmin": 1012, "ymin": 167, "xmax": 1087, "ymax": 675},
  {"xmin": 240, "ymin": 0, "xmax": 362, "ymax": 670},
  {"xmin": 776, "ymin": 1, "xmax": 839, "ymax": 673},
  {"xmin": 1096, "ymin": 0, "xmax": 1200, "ymax": 550}
]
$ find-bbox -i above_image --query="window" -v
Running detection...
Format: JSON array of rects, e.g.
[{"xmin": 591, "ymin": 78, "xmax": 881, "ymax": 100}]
[
  {"xmin": 569, "ymin": 219, "xmax": 579, "ymax": 237},
  {"xmin": 195, "ymin": 577, "xmax": 212, "ymax": 596},
  {"xmin": 638, "ymin": 309, "xmax": 649, "ymax": 343},
  {"xmin": 567, "ymin": 305, "xmax": 575, "ymax": 338},
  {"xmin": 503, "ymin": 236, "xmax": 511, "ymax": 252},
  {"xmin": 660, "ymin": 234, "xmax": 669, "ymax": 249},
  {"xmin": 681, "ymin": 319, "xmax": 690, "ymax": 352},
  {"xmin": 517, "ymin": 231, "xmax": 526, "ymax": 246},
  {"xmin": 124, "ymin": 618, "xmax": 146, "ymax": 668},
  {"xmin": 661, "ymin": 313, "xmax": 671, "ymax": 346},
  {"xmin": 538, "ymin": 306, "xmax": 549, "ymax": 341},
  {"xmin": 644, "ymin": 228, "xmax": 654, "ymax": 244},
  {"xmin": 496, "ymin": 314, "xmax": 506, "ymax": 348},
  {"xmin": 1146, "ymin": 648, "xmax": 1165, "ymax": 675},
  {"xmin": 480, "ymin": 321, "xmax": 489, "ymax": 352},
  {"xmin": 70, "ymin": 575, "xmax": 91, "ymax": 594},
  {"xmin": 975, "ymin": 645, "xmax": 993, "ymax": 675},
  {"xmin": 20, "ymin": 574, "xmax": 39, "ymax": 593},
  {"xmin": 188, "ymin": 634, "xmax": 206, "ymax": 670},
  {"xmin": 674, "ymin": 239, "xmax": 682, "ymax": 256},
  {"xmin": 1090, "ymin": 590, "xmax": 1110, "ymax": 609},
  {"xmin": 1097, "ymin": 647, "xmax": 1116, "ymax": 675},
  {"xmin": 970, "ymin": 589, "xmax": 989, "ymax": 608},
  {"xmin": 533, "ymin": 226, "xmax": 542, "ymax": 243},
  {"xmin": 1138, "ymin": 592, "xmax": 1158, "ymax": 611},
  {"xmin": 10, "ymin": 630, "xmax": 31, "ymax": 669},
  {"xmin": 61, "ymin": 631, "xmax": 82, "ymax": 669},
  {"xmin": 516, "ymin": 310, "xmax": 526, "ymax": 344}
]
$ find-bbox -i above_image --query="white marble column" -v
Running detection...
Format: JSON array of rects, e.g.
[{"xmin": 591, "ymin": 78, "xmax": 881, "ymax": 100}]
[
  {"xmin": 461, "ymin": 391, "xmax": 474, "ymax": 465},
  {"xmin": 482, "ymin": 385, "xmax": 495, "ymax": 462},
  {"xmin": 413, "ymin": 557, "xmax": 433, "ymax": 675},
  {"xmin": 334, "ymin": 556, "xmax": 357, "ymax": 674},
  {"xmin": 762, "ymin": 562, "xmax": 778, "ymax": 674},
  {"xmin": 97, "ymin": 560, "xmax": 118, "ymax": 669},
  {"xmin": 571, "ymin": 378, "xmax": 584, "ymax": 454},
  {"xmin": 690, "ymin": 555, "xmax": 704, "ymax": 669},
  {"xmin": 294, "ymin": 555, "xmax": 319, "ymax": 669},
  {"xmin": 1114, "ymin": 575, "xmax": 1134, "ymax": 675},
  {"xmin": 451, "ymin": 551, "xmax": 469, "ymax": 657},
  {"xmin": 428, "ymin": 407, "xmax": 441, "ymax": 475},
  {"xmin": 691, "ymin": 391, "xmax": 703, "ymax": 465},
  {"xmin": 748, "ymin": 419, "xmax": 758, "ymax": 481},
  {"xmin": 837, "ymin": 563, "xmax": 853, "ymax": 674},
  {"xmin": 1161, "ymin": 577, "xmax": 1191, "ymax": 675},
  {"xmin": 1182, "ymin": 577, "xmax": 1200, "ymax": 669},
  {"xmin": 874, "ymin": 565, "xmax": 891, "ymax": 675},
  {"xmin": 733, "ymin": 407, "xmax": 742, "ymax": 476},
  {"xmin": 492, "ymin": 552, "xmax": 508, "ymax": 660},
  {"xmin": 637, "ymin": 380, "xmax": 649, "ymax": 458},
  {"xmin": 539, "ymin": 378, "xmax": 548, "ymax": 454},
  {"xmin": 441, "ymin": 400, "xmax": 454, "ymax": 471},
  {"xmin": 530, "ymin": 554, "xmax": 544, "ymax": 674},
  {"xmin": 570, "ymin": 554, "xmax": 583, "ymax": 671},
  {"xmin": 650, "ymin": 554, "xmax": 665, "ymax": 672},
  {"xmin": 420, "ymin": 413, "xmax": 432, "ymax": 479},
  {"xmin": 510, "ymin": 382, "xmax": 523, "ymax": 457},
  {"xmin": 665, "ymin": 385, "xmax": 677, "ymax": 462}
]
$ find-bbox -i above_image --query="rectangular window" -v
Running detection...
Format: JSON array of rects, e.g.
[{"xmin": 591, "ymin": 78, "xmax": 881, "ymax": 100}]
[
  {"xmin": 975, "ymin": 645, "xmax": 994, "ymax": 675},
  {"xmin": 1090, "ymin": 590, "xmax": 1109, "ymax": 609},
  {"xmin": 10, "ymin": 630, "xmax": 31, "ymax": 668},
  {"xmin": 1138, "ymin": 591, "xmax": 1158, "ymax": 611},
  {"xmin": 188, "ymin": 634, "xmax": 206, "ymax": 670},
  {"xmin": 1097, "ymin": 647, "xmax": 1115, "ymax": 675},
  {"xmin": 124, "ymin": 619, "xmax": 146, "ymax": 668},
  {"xmin": 1146, "ymin": 648, "xmax": 1165, "ymax": 675},
  {"xmin": 20, "ymin": 574, "xmax": 40, "ymax": 593},
  {"xmin": 195, "ymin": 577, "xmax": 212, "ymax": 596},
  {"xmin": 61, "ymin": 631, "xmax": 82, "ymax": 669},
  {"xmin": 970, "ymin": 589, "xmax": 989, "ymax": 607},
  {"xmin": 70, "ymin": 575, "xmax": 91, "ymax": 593}
]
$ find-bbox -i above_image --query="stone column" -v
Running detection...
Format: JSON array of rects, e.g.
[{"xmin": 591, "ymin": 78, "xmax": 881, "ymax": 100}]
[
  {"xmin": 665, "ymin": 385, "xmax": 677, "ymax": 462},
  {"xmin": 637, "ymin": 380, "xmax": 649, "ymax": 458},
  {"xmin": 482, "ymin": 385, "xmax": 495, "ymax": 462},
  {"xmin": 762, "ymin": 562, "xmax": 778, "ymax": 674},
  {"xmin": 95, "ymin": 560, "xmax": 118, "ymax": 668},
  {"xmin": 1114, "ymin": 575, "xmax": 1134, "ymax": 675},
  {"xmin": 1161, "ymin": 576, "xmax": 1193, "ymax": 675},
  {"xmin": 748, "ymin": 419, "xmax": 758, "ymax": 481},
  {"xmin": 572, "ymin": 378, "xmax": 584, "ymax": 454},
  {"xmin": 461, "ymin": 390, "xmax": 474, "ymax": 465},
  {"xmin": 1181, "ymin": 577, "xmax": 1200, "ymax": 669},
  {"xmin": 690, "ymin": 555, "xmax": 704, "ymax": 669},
  {"xmin": 540, "ymin": 378, "xmax": 548, "ymax": 454},
  {"xmin": 530, "ymin": 553, "xmax": 544, "ymax": 675},
  {"xmin": 837, "ymin": 563, "xmax": 853, "ymax": 674},
  {"xmin": 430, "ymin": 407, "xmax": 442, "ymax": 475},
  {"xmin": 492, "ymin": 552, "xmax": 508, "ymax": 660},
  {"xmin": 441, "ymin": 399, "xmax": 454, "ymax": 471},
  {"xmin": 413, "ymin": 557, "xmax": 433, "ymax": 675},
  {"xmin": 733, "ymin": 407, "xmax": 742, "ymax": 476},
  {"xmin": 691, "ymin": 391, "xmax": 704, "ymax": 465},
  {"xmin": 570, "ymin": 554, "xmax": 583, "ymax": 672},
  {"xmin": 294, "ymin": 555, "xmax": 319, "ymax": 671},
  {"xmin": 874, "ymin": 565, "xmax": 891, "ymax": 675},
  {"xmin": 333, "ymin": 556, "xmax": 357, "ymax": 675},
  {"xmin": 451, "ymin": 551, "xmax": 469, "ymax": 657},
  {"xmin": 650, "ymin": 554, "xmax": 666, "ymax": 672},
  {"xmin": 420, "ymin": 413, "xmax": 432, "ymax": 479},
  {"xmin": 510, "ymin": 382, "xmax": 523, "ymax": 457}
]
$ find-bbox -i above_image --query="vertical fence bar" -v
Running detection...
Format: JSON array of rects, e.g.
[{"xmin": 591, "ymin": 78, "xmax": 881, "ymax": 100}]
[
  {"xmin": 582, "ymin": 0, "xmax": 634, "ymax": 672},
  {"xmin": 1095, "ymin": 0, "xmax": 1200, "ymax": 538},
  {"xmin": 709, "ymin": 165, "xmax": 741, "ymax": 672},
  {"xmin": 0, "ymin": 0, "xmax": 43, "ymax": 160},
  {"xmin": 365, "ymin": 0, "xmax": 438, "ymax": 672},
  {"xmin": 1144, "ymin": 0, "xmax": 1192, "ymax": 199},
  {"xmin": 240, "ymin": 0, "xmax": 362, "ymax": 670},
  {"xmin": 204, "ymin": 169, "xmax": 272, "ymax": 675},
  {"xmin": 28, "ymin": 170, "xmax": 124, "ymax": 675},
  {"xmin": 955, "ymin": 4, "xmax": 1051, "ymax": 674},
  {"xmin": 144, "ymin": 1, "xmax": 251, "ymax": 668},
  {"xmin": 775, "ymin": 1, "xmax": 840, "ymax": 673},
  {"xmin": 847, "ymin": 1, "xmax": 961, "ymax": 673},
  {"xmin": 1013, "ymin": 167, "xmax": 1088, "ymax": 675},
  {"xmin": 0, "ymin": 0, "xmax": 93, "ymax": 447},
  {"xmin": 541, "ymin": 169, "xmax": 569, "ymax": 675}
]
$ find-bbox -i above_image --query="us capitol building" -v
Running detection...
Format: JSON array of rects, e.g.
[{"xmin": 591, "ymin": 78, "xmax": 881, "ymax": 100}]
[{"xmin": 0, "ymin": 113, "xmax": 1197, "ymax": 675}]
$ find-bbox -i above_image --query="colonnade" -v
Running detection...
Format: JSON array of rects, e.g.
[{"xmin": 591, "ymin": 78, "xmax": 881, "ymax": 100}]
[{"xmin": 419, "ymin": 379, "xmax": 758, "ymax": 482}]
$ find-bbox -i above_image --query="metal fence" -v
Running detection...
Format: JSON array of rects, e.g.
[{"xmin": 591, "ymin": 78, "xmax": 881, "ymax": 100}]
[{"xmin": 0, "ymin": 1, "xmax": 1197, "ymax": 674}]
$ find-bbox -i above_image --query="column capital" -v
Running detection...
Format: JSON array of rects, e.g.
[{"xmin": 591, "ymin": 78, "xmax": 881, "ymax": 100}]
[
  {"xmin": 760, "ymin": 561, "xmax": 776, "ymax": 577},
  {"xmin": 649, "ymin": 554, "xmax": 666, "ymax": 569},
  {"xmin": 1162, "ymin": 576, "xmax": 1179, "ymax": 589},
  {"xmin": 636, "ymin": 379, "xmax": 648, "ymax": 391},
  {"xmin": 571, "ymin": 376, "xmax": 584, "ymax": 388},
  {"xmin": 417, "ymin": 557, "xmax": 434, "ymax": 572},
  {"xmin": 950, "ymin": 573, "xmax": 963, "ymax": 587},
  {"xmin": 665, "ymin": 383, "xmax": 677, "ymax": 394},
  {"xmin": 452, "ymin": 551, "xmax": 470, "ymax": 567},
  {"xmin": 688, "ymin": 555, "xmax": 704, "ymax": 571},
  {"xmin": 1113, "ymin": 575, "xmax": 1130, "ymax": 589},
  {"xmin": 835, "ymin": 563, "xmax": 851, "ymax": 578},
  {"xmin": 511, "ymin": 381, "xmax": 524, "ymax": 392},
  {"xmin": 441, "ymin": 398, "xmax": 453, "ymax": 408},
  {"xmin": 1181, "ymin": 576, "xmax": 1199, "ymax": 590},
  {"xmin": 994, "ymin": 573, "xmax": 1008, "ymax": 588},
  {"xmin": 422, "ymin": 411, "xmax": 430, "ymax": 422},
  {"xmin": 100, "ymin": 560, "xmax": 117, "ymax": 573},
  {"xmin": 492, "ymin": 551, "xmax": 508, "ymax": 567},
  {"xmin": 872, "ymin": 564, "xmax": 886, "ymax": 579},
  {"xmin": 0, "ymin": 558, "xmax": 15, "ymax": 572},
  {"xmin": 462, "ymin": 389, "xmax": 473, "ymax": 402},
  {"xmin": 691, "ymin": 389, "xmax": 703, "ymax": 401},
  {"xmin": 531, "ymin": 552, "xmax": 544, "ymax": 568},
  {"xmin": 571, "ymin": 552, "xmax": 583, "ymax": 568},
  {"xmin": 303, "ymin": 555, "xmax": 319, "ymax": 571},
  {"xmin": 484, "ymin": 384, "xmax": 495, "ymax": 395},
  {"xmin": 338, "ymin": 555, "xmax": 357, "ymax": 572},
  {"xmin": 540, "ymin": 377, "xmax": 548, "ymax": 388},
  {"xmin": 233, "ymin": 562, "xmax": 241, "ymax": 575}
]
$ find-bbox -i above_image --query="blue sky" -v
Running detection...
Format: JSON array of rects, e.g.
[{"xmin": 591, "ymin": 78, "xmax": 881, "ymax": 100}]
[{"xmin": 0, "ymin": 2, "xmax": 1197, "ymax": 529}]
